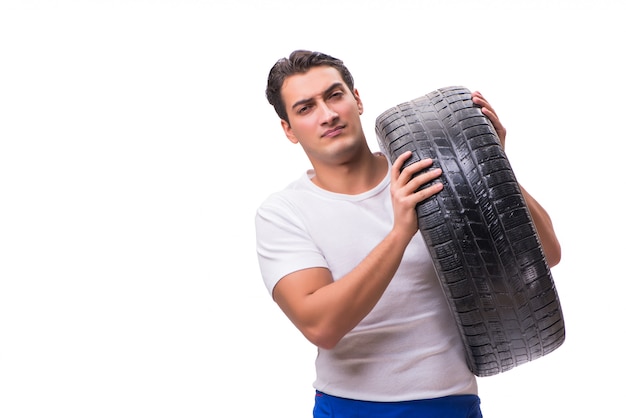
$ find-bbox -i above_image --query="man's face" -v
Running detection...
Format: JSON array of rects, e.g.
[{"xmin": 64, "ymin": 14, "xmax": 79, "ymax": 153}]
[{"xmin": 280, "ymin": 66, "xmax": 365, "ymax": 165}]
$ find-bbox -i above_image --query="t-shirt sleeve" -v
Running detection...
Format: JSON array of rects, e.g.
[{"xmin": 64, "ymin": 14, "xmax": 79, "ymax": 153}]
[{"xmin": 255, "ymin": 195, "xmax": 328, "ymax": 295}]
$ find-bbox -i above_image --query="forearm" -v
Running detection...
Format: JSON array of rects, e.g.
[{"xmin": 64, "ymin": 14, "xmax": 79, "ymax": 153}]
[
  {"xmin": 520, "ymin": 185, "xmax": 561, "ymax": 267},
  {"xmin": 281, "ymin": 228, "xmax": 412, "ymax": 350},
  {"xmin": 321, "ymin": 229, "xmax": 411, "ymax": 341}
]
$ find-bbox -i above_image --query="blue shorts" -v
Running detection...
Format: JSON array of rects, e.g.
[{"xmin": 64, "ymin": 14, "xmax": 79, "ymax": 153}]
[{"xmin": 313, "ymin": 391, "xmax": 482, "ymax": 418}]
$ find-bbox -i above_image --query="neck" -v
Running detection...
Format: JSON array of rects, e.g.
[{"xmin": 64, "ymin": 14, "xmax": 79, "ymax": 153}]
[{"xmin": 310, "ymin": 150, "xmax": 388, "ymax": 195}]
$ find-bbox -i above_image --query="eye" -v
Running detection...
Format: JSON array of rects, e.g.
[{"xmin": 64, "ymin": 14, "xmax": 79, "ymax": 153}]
[
  {"xmin": 296, "ymin": 104, "xmax": 311, "ymax": 115},
  {"xmin": 329, "ymin": 90, "xmax": 344, "ymax": 100}
]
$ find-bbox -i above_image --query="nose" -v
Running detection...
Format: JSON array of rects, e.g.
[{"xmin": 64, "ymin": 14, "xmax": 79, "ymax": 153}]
[{"xmin": 319, "ymin": 102, "xmax": 339, "ymax": 124}]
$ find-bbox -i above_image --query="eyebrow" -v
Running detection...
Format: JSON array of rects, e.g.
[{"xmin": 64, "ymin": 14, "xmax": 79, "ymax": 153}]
[{"xmin": 290, "ymin": 82, "xmax": 345, "ymax": 110}]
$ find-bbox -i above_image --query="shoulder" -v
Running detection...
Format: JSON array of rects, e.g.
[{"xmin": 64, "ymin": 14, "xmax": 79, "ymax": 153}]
[
  {"xmin": 255, "ymin": 173, "xmax": 316, "ymax": 231},
  {"xmin": 256, "ymin": 171, "xmax": 325, "ymax": 214}
]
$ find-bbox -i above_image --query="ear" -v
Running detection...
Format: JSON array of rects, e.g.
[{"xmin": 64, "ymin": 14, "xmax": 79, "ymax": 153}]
[
  {"xmin": 354, "ymin": 88, "xmax": 364, "ymax": 115},
  {"xmin": 281, "ymin": 119, "xmax": 299, "ymax": 144}
]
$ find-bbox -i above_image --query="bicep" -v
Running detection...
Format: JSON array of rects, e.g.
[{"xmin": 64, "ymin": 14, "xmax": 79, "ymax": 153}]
[{"xmin": 272, "ymin": 267, "xmax": 333, "ymax": 328}]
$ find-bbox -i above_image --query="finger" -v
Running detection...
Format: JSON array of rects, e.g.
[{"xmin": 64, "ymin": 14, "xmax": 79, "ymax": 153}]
[
  {"xmin": 392, "ymin": 151, "xmax": 425, "ymax": 169},
  {"xmin": 404, "ymin": 177, "xmax": 444, "ymax": 206},
  {"xmin": 480, "ymin": 106, "xmax": 507, "ymax": 140},
  {"xmin": 391, "ymin": 151, "xmax": 411, "ymax": 180},
  {"xmin": 481, "ymin": 106, "xmax": 499, "ymax": 124},
  {"xmin": 406, "ymin": 166, "xmax": 443, "ymax": 192},
  {"xmin": 392, "ymin": 152, "xmax": 433, "ymax": 180},
  {"xmin": 472, "ymin": 90, "xmax": 498, "ymax": 115},
  {"xmin": 416, "ymin": 181, "xmax": 444, "ymax": 201},
  {"xmin": 473, "ymin": 95, "xmax": 498, "ymax": 118}
]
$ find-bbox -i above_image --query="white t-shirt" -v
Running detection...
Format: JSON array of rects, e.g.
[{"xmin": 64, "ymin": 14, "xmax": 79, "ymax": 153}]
[{"xmin": 255, "ymin": 161, "xmax": 477, "ymax": 402}]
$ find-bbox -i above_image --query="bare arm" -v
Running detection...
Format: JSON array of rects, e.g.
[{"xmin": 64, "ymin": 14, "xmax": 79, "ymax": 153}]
[
  {"xmin": 472, "ymin": 91, "xmax": 561, "ymax": 267},
  {"xmin": 518, "ymin": 184, "xmax": 561, "ymax": 267},
  {"xmin": 273, "ymin": 153, "xmax": 443, "ymax": 349}
]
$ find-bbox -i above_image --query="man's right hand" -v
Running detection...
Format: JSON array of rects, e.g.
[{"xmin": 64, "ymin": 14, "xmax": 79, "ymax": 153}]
[{"xmin": 390, "ymin": 151, "xmax": 443, "ymax": 240}]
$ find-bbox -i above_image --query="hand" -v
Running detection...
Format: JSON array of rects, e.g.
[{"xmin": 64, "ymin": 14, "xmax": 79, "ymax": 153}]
[
  {"xmin": 472, "ymin": 91, "xmax": 507, "ymax": 149},
  {"xmin": 390, "ymin": 151, "xmax": 443, "ymax": 238}
]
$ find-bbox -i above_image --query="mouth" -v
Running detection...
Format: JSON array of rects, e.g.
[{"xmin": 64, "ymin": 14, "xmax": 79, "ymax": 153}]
[{"xmin": 322, "ymin": 125, "xmax": 345, "ymax": 138}]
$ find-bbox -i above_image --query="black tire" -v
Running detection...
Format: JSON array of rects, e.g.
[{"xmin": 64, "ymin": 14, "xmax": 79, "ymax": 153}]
[{"xmin": 375, "ymin": 86, "xmax": 565, "ymax": 377}]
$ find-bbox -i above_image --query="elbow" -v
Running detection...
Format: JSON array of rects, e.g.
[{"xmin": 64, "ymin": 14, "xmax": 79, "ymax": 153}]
[
  {"xmin": 547, "ymin": 249, "xmax": 561, "ymax": 269},
  {"xmin": 302, "ymin": 326, "xmax": 343, "ymax": 350},
  {"xmin": 313, "ymin": 338, "xmax": 339, "ymax": 351},
  {"xmin": 545, "ymin": 240, "xmax": 562, "ymax": 268}
]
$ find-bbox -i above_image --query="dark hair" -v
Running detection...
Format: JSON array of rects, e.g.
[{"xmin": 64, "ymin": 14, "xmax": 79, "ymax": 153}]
[{"xmin": 265, "ymin": 50, "xmax": 355, "ymax": 124}]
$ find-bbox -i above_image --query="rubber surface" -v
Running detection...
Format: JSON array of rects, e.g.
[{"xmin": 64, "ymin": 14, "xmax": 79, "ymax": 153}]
[{"xmin": 375, "ymin": 86, "xmax": 565, "ymax": 376}]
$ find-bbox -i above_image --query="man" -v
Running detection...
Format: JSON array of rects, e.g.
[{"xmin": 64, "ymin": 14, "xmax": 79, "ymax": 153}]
[{"xmin": 255, "ymin": 50, "xmax": 561, "ymax": 417}]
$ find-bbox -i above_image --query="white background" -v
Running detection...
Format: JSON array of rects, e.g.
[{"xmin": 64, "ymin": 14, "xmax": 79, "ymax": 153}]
[{"xmin": 1, "ymin": 0, "xmax": 624, "ymax": 416}]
